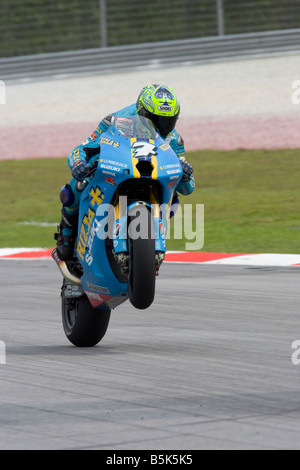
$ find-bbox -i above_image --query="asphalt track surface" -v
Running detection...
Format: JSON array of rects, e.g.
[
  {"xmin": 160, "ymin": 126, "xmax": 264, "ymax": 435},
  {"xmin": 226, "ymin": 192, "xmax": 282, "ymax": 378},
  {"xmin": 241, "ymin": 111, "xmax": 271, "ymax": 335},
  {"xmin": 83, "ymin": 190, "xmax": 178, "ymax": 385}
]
[{"xmin": 0, "ymin": 259, "xmax": 299, "ymax": 450}]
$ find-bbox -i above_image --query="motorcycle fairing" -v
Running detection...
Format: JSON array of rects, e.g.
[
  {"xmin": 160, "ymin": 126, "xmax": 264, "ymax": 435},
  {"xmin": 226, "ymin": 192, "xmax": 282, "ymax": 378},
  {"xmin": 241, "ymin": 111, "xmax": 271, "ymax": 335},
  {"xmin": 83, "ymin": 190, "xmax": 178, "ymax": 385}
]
[{"xmin": 76, "ymin": 116, "xmax": 183, "ymax": 309}]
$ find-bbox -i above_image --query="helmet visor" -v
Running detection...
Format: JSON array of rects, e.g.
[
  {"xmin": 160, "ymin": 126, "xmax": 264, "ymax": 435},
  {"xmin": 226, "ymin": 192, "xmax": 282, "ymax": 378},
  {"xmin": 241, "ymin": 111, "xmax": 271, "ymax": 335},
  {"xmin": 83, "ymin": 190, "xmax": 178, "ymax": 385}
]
[{"xmin": 151, "ymin": 113, "xmax": 179, "ymax": 138}]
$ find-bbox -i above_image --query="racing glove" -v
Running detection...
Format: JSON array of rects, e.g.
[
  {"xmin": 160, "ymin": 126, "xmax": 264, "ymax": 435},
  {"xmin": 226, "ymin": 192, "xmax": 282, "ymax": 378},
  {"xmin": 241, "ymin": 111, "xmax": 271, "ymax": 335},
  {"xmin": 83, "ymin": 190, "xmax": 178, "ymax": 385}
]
[
  {"xmin": 72, "ymin": 159, "xmax": 90, "ymax": 181},
  {"xmin": 180, "ymin": 158, "xmax": 193, "ymax": 182}
]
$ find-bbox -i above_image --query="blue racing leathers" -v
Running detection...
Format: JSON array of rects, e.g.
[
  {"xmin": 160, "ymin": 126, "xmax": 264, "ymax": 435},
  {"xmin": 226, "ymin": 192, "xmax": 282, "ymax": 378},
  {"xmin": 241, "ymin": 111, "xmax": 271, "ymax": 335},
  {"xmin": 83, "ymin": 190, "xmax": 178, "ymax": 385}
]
[{"xmin": 63, "ymin": 103, "xmax": 195, "ymax": 217}]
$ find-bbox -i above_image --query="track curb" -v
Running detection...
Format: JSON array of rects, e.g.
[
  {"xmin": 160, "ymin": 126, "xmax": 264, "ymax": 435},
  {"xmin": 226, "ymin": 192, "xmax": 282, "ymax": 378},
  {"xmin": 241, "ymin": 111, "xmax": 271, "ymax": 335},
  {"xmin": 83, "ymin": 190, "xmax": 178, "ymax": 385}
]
[{"xmin": 0, "ymin": 248, "xmax": 299, "ymax": 266}]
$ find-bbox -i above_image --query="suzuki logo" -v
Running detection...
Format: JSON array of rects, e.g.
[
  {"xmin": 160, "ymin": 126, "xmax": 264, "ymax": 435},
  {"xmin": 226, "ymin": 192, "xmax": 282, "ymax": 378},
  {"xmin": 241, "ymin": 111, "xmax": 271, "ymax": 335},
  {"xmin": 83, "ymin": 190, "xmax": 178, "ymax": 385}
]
[{"xmin": 132, "ymin": 141, "xmax": 157, "ymax": 158}]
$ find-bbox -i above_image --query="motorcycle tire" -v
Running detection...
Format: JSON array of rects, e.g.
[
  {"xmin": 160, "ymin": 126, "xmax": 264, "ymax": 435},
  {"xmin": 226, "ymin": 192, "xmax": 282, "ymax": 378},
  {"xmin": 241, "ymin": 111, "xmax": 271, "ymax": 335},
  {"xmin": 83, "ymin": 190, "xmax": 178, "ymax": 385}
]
[
  {"xmin": 128, "ymin": 205, "xmax": 156, "ymax": 310},
  {"xmin": 62, "ymin": 289, "xmax": 111, "ymax": 347}
]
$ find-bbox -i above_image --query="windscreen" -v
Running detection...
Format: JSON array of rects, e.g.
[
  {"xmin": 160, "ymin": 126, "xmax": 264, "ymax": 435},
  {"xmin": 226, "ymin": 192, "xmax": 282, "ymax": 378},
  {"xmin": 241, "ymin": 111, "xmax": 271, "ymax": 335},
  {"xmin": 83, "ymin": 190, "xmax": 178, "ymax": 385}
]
[{"xmin": 114, "ymin": 115, "xmax": 159, "ymax": 140}]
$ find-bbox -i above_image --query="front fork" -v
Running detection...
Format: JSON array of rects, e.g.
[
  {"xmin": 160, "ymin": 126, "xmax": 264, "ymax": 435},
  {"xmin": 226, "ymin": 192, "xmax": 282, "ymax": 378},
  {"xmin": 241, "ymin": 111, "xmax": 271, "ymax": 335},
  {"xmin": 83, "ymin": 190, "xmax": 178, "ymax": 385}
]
[{"xmin": 112, "ymin": 193, "xmax": 167, "ymax": 276}]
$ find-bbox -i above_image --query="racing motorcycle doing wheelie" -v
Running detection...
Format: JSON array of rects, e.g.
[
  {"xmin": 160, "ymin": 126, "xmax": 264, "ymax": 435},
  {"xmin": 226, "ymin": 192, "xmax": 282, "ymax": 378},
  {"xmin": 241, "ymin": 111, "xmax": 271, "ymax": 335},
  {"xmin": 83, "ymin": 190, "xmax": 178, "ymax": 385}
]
[{"xmin": 52, "ymin": 115, "xmax": 183, "ymax": 347}]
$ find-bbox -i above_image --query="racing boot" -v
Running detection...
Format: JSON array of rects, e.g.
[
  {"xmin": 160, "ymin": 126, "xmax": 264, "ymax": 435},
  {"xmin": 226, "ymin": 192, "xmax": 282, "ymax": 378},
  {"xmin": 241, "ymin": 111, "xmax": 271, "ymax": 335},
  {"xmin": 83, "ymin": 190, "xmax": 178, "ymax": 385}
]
[{"xmin": 54, "ymin": 208, "xmax": 78, "ymax": 261}]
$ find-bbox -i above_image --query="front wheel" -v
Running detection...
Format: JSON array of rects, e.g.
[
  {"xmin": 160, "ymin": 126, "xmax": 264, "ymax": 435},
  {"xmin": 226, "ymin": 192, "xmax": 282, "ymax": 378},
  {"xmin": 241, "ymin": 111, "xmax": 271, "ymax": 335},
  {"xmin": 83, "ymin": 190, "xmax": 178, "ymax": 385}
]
[
  {"xmin": 62, "ymin": 283, "xmax": 111, "ymax": 347},
  {"xmin": 128, "ymin": 205, "xmax": 156, "ymax": 310}
]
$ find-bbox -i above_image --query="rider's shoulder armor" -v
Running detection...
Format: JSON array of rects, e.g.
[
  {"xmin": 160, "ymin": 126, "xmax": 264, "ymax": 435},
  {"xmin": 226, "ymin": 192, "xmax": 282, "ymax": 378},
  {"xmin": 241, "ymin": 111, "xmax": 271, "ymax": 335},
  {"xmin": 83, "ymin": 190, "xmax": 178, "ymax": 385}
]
[
  {"xmin": 102, "ymin": 114, "xmax": 115, "ymax": 127},
  {"xmin": 114, "ymin": 103, "xmax": 137, "ymax": 119},
  {"xmin": 165, "ymin": 129, "xmax": 185, "ymax": 159},
  {"xmin": 177, "ymin": 133, "xmax": 184, "ymax": 147}
]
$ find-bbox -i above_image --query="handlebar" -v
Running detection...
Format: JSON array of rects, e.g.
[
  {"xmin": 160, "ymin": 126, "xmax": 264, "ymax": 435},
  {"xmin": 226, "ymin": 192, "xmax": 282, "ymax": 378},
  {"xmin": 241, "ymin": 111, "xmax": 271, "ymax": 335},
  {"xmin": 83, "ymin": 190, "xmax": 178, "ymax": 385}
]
[
  {"xmin": 75, "ymin": 159, "xmax": 99, "ymax": 192},
  {"xmin": 87, "ymin": 159, "xmax": 98, "ymax": 174}
]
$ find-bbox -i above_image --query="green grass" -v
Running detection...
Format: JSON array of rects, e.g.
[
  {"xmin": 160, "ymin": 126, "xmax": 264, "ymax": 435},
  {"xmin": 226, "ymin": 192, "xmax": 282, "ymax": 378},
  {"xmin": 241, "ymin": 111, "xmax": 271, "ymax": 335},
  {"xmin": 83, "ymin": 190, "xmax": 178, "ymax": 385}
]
[
  {"xmin": 0, "ymin": 149, "xmax": 299, "ymax": 253},
  {"xmin": 0, "ymin": 158, "xmax": 69, "ymax": 248}
]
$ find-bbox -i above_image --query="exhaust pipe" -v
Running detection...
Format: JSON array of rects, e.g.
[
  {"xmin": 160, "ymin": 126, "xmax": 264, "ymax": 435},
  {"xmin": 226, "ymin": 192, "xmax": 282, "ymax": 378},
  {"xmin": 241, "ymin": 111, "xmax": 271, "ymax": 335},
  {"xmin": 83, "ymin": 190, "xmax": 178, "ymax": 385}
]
[{"xmin": 51, "ymin": 248, "xmax": 81, "ymax": 286}]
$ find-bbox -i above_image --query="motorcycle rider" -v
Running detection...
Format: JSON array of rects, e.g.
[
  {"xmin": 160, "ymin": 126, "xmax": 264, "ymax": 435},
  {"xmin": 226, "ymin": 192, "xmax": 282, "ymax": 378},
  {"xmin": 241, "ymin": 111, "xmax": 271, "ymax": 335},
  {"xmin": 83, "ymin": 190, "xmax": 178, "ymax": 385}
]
[{"xmin": 55, "ymin": 84, "xmax": 195, "ymax": 261}]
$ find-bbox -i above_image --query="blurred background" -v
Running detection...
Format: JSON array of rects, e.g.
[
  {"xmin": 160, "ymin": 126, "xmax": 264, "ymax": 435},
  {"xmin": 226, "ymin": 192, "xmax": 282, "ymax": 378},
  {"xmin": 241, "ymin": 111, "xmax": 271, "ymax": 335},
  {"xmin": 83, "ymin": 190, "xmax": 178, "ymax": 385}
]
[
  {"xmin": 1, "ymin": 0, "xmax": 300, "ymax": 156},
  {"xmin": 0, "ymin": 0, "xmax": 299, "ymax": 252},
  {"xmin": 1, "ymin": 0, "xmax": 300, "ymax": 56}
]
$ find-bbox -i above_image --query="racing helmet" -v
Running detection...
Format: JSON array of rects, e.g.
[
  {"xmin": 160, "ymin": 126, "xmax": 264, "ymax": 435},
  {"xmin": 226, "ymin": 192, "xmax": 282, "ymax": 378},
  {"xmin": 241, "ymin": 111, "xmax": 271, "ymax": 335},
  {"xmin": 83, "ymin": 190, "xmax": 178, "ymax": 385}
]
[{"xmin": 136, "ymin": 84, "xmax": 180, "ymax": 138}]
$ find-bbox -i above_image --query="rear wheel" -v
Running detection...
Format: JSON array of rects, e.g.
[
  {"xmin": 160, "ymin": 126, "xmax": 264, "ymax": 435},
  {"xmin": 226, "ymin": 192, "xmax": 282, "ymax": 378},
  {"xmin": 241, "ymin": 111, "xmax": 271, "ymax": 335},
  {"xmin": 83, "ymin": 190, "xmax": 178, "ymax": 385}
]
[
  {"xmin": 62, "ymin": 283, "xmax": 111, "ymax": 347},
  {"xmin": 128, "ymin": 205, "xmax": 156, "ymax": 309}
]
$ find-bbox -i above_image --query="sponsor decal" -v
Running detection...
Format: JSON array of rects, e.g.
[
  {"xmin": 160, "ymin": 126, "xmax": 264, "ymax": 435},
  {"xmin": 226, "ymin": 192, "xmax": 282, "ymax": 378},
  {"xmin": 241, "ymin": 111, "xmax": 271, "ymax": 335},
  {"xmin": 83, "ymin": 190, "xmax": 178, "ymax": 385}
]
[
  {"xmin": 132, "ymin": 141, "xmax": 157, "ymax": 158},
  {"xmin": 86, "ymin": 291, "xmax": 102, "ymax": 302},
  {"xmin": 100, "ymin": 164, "xmax": 121, "ymax": 172},
  {"xmin": 85, "ymin": 252, "xmax": 93, "ymax": 265},
  {"xmin": 165, "ymin": 131, "xmax": 176, "ymax": 142},
  {"xmin": 77, "ymin": 207, "xmax": 95, "ymax": 262},
  {"xmin": 96, "ymin": 125, "xmax": 104, "ymax": 135},
  {"xmin": 105, "ymin": 176, "xmax": 116, "ymax": 185},
  {"xmin": 77, "ymin": 186, "xmax": 104, "ymax": 261},
  {"xmin": 116, "ymin": 117, "xmax": 133, "ymax": 123},
  {"xmin": 113, "ymin": 222, "xmax": 121, "ymax": 237},
  {"xmin": 159, "ymin": 143, "xmax": 171, "ymax": 151},
  {"xmin": 162, "ymin": 163, "xmax": 181, "ymax": 169},
  {"xmin": 102, "ymin": 159, "xmax": 127, "ymax": 168},
  {"xmin": 100, "ymin": 137, "xmax": 120, "ymax": 148},
  {"xmin": 72, "ymin": 148, "xmax": 81, "ymax": 162},
  {"xmin": 86, "ymin": 282, "xmax": 110, "ymax": 295},
  {"xmin": 115, "ymin": 117, "xmax": 134, "ymax": 134},
  {"xmin": 160, "ymin": 221, "xmax": 167, "ymax": 237},
  {"xmin": 86, "ymin": 218, "xmax": 102, "ymax": 264},
  {"xmin": 90, "ymin": 186, "xmax": 105, "ymax": 207},
  {"xmin": 158, "ymin": 104, "xmax": 172, "ymax": 112},
  {"xmin": 83, "ymin": 132, "xmax": 99, "ymax": 144},
  {"xmin": 85, "ymin": 291, "xmax": 112, "ymax": 308}
]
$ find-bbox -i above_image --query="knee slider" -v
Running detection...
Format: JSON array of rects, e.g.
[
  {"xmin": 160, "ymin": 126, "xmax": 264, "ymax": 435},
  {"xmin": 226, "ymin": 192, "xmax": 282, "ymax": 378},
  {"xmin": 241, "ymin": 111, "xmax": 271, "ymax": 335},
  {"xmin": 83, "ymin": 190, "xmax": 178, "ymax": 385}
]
[{"xmin": 60, "ymin": 184, "xmax": 75, "ymax": 207}]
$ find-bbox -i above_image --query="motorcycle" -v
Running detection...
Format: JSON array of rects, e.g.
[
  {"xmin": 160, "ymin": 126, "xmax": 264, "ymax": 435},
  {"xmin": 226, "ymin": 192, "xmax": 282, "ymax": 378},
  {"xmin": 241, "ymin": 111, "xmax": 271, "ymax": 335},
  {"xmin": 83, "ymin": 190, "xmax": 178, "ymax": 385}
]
[{"xmin": 52, "ymin": 115, "xmax": 183, "ymax": 347}]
